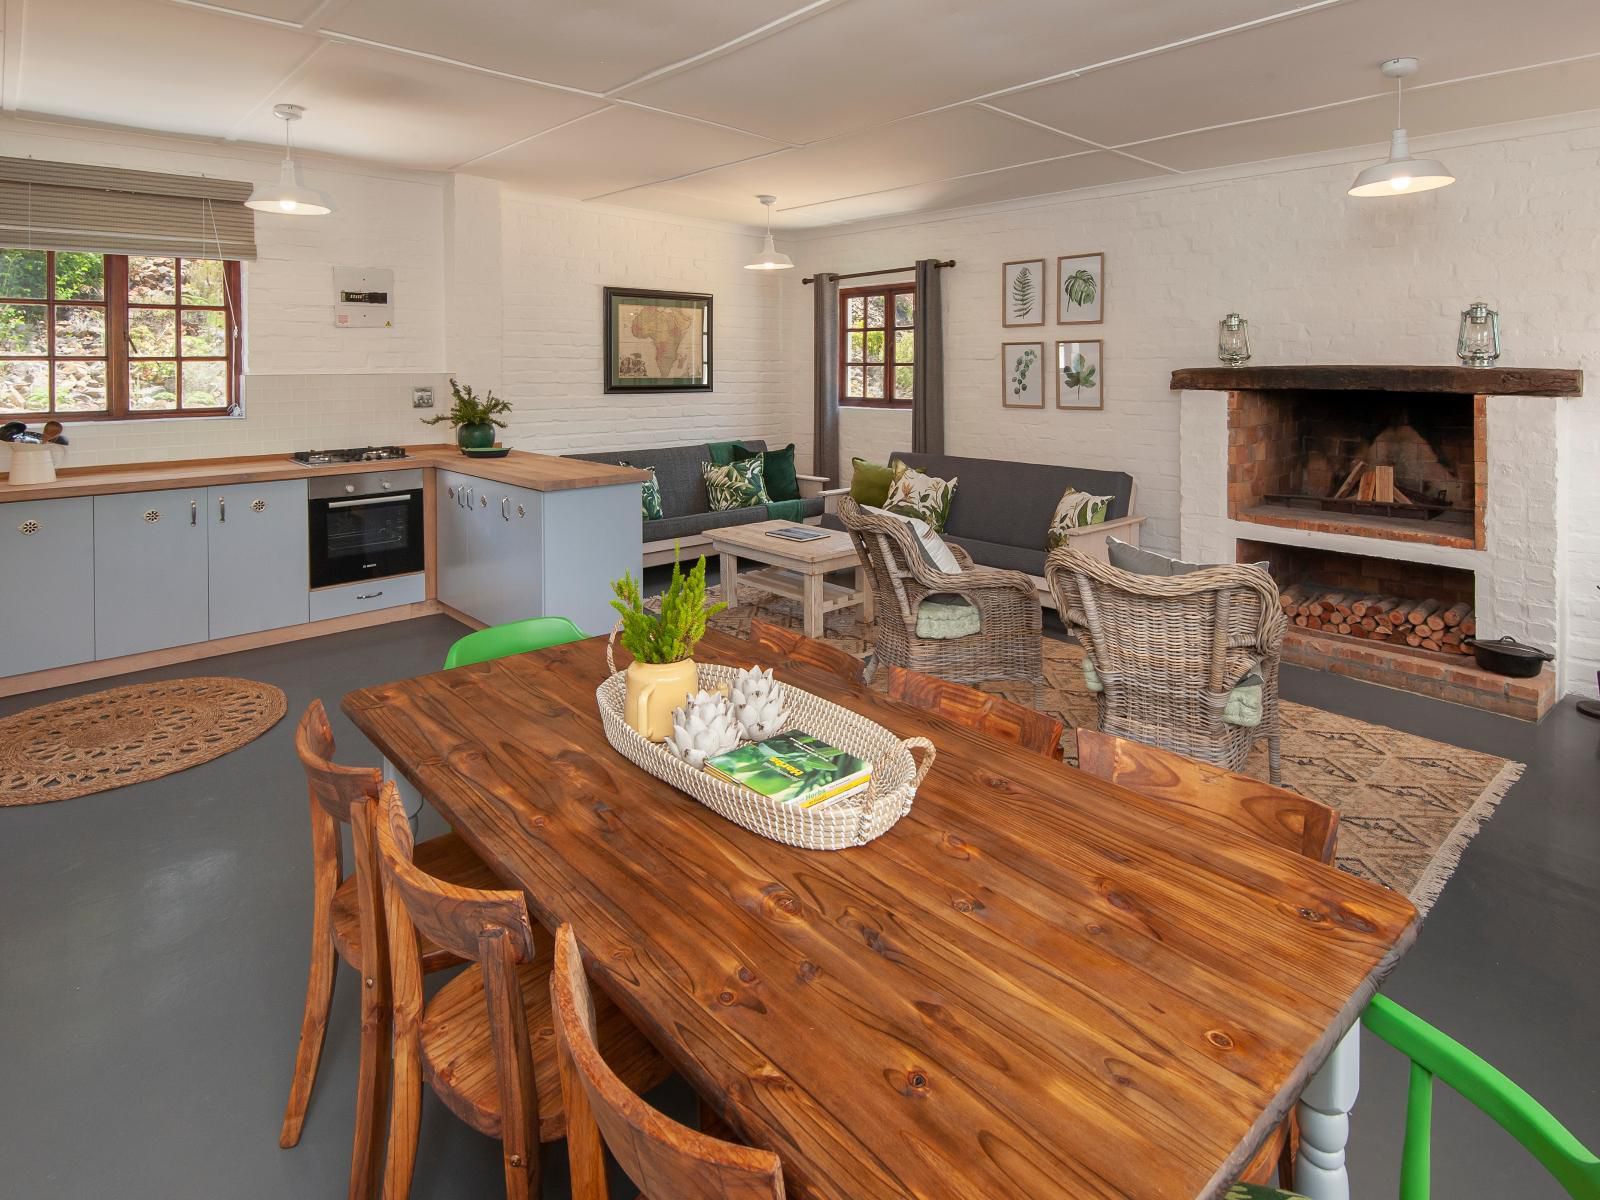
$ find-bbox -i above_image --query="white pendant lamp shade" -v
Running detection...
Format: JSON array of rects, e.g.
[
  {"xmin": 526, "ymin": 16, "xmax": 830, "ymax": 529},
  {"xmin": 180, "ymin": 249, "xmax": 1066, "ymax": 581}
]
[
  {"xmin": 744, "ymin": 195, "xmax": 793, "ymax": 270},
  {"xmin": 1349, "ymin": 59, "xmax": 1454, "ymax": 199},
  {"xmin": 246, "ymin": 104, "xmax": 334, "ymax": 216}
]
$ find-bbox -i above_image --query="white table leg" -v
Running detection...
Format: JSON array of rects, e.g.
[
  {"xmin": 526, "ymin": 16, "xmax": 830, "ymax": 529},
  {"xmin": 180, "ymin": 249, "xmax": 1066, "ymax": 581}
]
[
  {"xmin": 802, "ymin": 571, "xmax": 824, "ymax": 638},
  {"xmin": 720, "ymin": 551, "xmax": 739, "ymax": 608},
  {"xmin": 856, "ymin": 565, "xmax": 874, "ymax": 623},
  {"xmin": 1294, "ymin": 1020, "xmax": 1361, "ymax": 1200},
  {"xmin": 383, "ymin": 757, "xmax": 426, "ymax": 831}
]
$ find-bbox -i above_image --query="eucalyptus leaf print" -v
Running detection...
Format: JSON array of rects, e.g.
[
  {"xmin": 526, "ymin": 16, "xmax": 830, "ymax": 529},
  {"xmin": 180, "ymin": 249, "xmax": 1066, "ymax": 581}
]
[
  {"xmin": 1010, "ymin": 347, "xmax": 1037, "ymax": 395},
  {"xmin": 1010, "ymin": 267, "xmax": 1035, "ymax": 321},
  {"xmin": 1003, "ymin": 342, "xmax": 1044, "ymax": 407}
]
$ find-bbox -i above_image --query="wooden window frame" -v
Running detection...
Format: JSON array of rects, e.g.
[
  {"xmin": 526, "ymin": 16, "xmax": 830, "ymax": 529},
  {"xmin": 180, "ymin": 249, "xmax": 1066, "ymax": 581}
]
[
  {"xmin": 0, "ymin": 251, "xmax": 242, "ymax": 422},
  {"xmin": 839, "ymin": 283, "xmax": 915, "ymax": 409}
]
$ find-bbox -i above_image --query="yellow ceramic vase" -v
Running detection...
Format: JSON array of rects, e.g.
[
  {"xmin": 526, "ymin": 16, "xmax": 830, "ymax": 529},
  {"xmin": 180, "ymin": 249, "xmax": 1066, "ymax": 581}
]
[{"xmin": 623, "ymin": 658, "xmax": 699, "ymax": 742}]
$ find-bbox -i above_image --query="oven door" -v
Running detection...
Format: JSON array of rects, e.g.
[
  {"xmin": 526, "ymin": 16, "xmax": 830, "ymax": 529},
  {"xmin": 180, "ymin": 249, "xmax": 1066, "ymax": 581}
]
[{"xmin": 308, "ymin": 490, "xmax": 424, "ymax": 588}]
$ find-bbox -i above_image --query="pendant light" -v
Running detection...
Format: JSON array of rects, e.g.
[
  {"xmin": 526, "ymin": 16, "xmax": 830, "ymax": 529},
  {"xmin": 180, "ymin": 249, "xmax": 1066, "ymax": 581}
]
[
  {"xmin": 1348, "ymin": 58, "xmax": 1454, "ymax": 198},
  {"xmin": 246, "ymin": 103, "xmax": 335, "ymax": 216},
  {"xmin": 743, "ymin": 195, "xmax": 794, "ymax": 270}
]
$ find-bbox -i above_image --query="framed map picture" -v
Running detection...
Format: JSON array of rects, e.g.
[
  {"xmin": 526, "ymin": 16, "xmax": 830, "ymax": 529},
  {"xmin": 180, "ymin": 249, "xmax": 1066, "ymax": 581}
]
[
  {"xmin": 1001, "ymin": 342, "xmax": 1045, "ymax": 408},
  {"xmin": 604, "ymin": 287, "xmax": 713, "ymax": 393},
  {"xmin": 1056, "ymin": 252, "xmax": 1104, "ymax": 324},
  {"xmin": 1001, "ymin": 258, "xmax": 1046, "ymax": 326},
  {"xmin": 1056, "ymin": 339, "xmax": 1103, "ymax": 409}
]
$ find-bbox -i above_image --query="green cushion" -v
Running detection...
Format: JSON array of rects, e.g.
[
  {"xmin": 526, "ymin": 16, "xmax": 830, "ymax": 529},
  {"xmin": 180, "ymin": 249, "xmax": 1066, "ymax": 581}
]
[
  {"xmin": 706, "ymin": 440, "xmax": 742, "ymax": 467},
  {"xmin": 702, "ymin": 457, "xmax": 769, "ymax": 511},
  {"xmin": 620, "ymin": 461, "xmax": 664, "ymax": 520},
  {"xmin": 915, "ymin": 595, "xmax": 981, "ymax": 639},
  {"xmin": 733, "ymin": 441, "xmax": 800, "ymax": 502},
  {"xmin": 849, "ymin": 456, "xmax": 899, "ymax": 507},
  {"xmin": 884, "ymin": 464, "xmax": 957, "ymax": 533}
]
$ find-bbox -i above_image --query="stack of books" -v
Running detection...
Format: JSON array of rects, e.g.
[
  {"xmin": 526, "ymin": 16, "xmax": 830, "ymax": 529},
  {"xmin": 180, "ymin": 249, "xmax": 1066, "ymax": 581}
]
[{"xmin": 705, "ymin": 732, "xmax": 872, "ymax": 811}]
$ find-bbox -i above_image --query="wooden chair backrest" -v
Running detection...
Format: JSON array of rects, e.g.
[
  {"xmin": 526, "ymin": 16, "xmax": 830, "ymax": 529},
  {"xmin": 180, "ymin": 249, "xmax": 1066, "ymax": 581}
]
[
  {"xmin": 550, "ymin": 925, "xmax": 786, "ymax": 1200},
  {"xmin": 297, "ymin": 697, "xmax": 383, "ymax": 825},
  {"xmin": 885, "ymin": 666, "xmax": 1064, "ymax": 760},
  {"xmin": 1075, "ymin": 730, "xmax": 1337, "ymax": 863},
  {"xmin": 748, "ymin": 619, "xmax": 864, "ymax": 685}
]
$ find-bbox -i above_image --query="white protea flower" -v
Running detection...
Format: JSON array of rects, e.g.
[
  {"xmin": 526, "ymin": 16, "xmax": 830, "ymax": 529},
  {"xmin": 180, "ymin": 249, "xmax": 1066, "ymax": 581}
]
[
  {"xmin": 730, "ymin": 666, "xmax": 790, "ymax": 741},
  {"xmin": 664, "ymin": 690, "xmax": 742, "ymax": 768}
]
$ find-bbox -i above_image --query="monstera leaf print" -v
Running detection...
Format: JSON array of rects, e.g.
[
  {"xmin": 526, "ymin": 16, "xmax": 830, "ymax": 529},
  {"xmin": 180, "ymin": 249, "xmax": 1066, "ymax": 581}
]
[
  {"xmin": 1063, "ymin": 268, "xmax": 1098, "ymax": 312},
  {"xmin": 1010, "ymin": 267, "xmax": 1036, "ymax": 321}
]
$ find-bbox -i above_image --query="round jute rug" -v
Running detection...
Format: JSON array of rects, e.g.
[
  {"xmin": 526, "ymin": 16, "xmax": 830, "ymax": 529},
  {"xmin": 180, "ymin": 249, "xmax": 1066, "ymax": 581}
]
[{"xmin": 0, "ymin": 677, "xmax": 287, "ymax": 807}]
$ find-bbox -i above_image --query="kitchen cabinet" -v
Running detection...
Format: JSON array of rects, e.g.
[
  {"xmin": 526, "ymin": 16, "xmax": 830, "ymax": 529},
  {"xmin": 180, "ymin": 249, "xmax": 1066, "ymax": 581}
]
[
  {"xmin": 308, "ymin": 572, "xmax": 426, "ymax": 622},
  {"xmin": 93, "ymin": 487, "xmax": 210, "ymax": 659},
  {"xmin": 207, "ymin": 479, "xmax": 309, "ymax": 639},
  {"xmin": 436, "ymin": 470, "xmax": 480, "ymax": 616},
  {"xmin": 0, "ymin": 496, "xmax": 95, "ymax": 676}
]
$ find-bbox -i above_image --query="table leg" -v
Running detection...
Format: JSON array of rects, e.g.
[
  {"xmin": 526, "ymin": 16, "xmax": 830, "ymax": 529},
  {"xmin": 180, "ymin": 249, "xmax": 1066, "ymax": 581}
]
[
  {"xmin": 1294, "ymin": 1020, "xmax": 1360, "ymax": 1200},
  {"xmin": 720, "ymin": 552, "xmax": 739, "ymax": 608},
  {"xmin": 383, "ymin": 757, "xmax": 426, "ymax": 830},
  {"xmin": 802, "ymin": 571, "xmax": 824, "ymax": 638},
  {"xmin": 856, "ymin": 565, "xmax": 874, "ymax": 623}
]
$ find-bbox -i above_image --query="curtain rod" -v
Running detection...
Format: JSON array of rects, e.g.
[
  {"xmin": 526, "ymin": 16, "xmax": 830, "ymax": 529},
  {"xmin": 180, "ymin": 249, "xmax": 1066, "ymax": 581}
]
[{"xmin": 802, "ymin": 259, "xmax": 955, "ymax": 285}]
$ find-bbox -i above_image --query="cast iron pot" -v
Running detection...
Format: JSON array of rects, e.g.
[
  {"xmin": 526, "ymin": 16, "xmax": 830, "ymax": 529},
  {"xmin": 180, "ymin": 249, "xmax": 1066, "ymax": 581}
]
[{"xmin": 1463, "ymin": 635, "xmax": 1554, "ymax": 678}]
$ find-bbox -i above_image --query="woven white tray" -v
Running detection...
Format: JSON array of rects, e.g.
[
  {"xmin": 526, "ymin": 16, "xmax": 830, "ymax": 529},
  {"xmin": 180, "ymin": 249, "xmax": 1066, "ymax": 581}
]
[{"xmin": 597, "ymin": 643, "xmax": 934, "ymax": 851}]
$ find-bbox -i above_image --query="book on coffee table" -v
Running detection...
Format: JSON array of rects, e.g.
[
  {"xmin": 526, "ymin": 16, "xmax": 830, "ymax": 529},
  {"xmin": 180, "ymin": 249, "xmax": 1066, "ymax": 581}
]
[
  {"xmin": 764, "ymin": 525, "xmax": 830, "ymax": 542},
  {"xmin": 705, "ymin": 732, "xmax": 872, "ymax": 810}
]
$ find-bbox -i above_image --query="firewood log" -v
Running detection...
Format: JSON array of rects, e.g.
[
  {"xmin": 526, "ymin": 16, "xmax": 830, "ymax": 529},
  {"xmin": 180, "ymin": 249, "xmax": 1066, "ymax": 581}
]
[
  {"xmin": 1421, "ymin": 637, "xmax": 1442, "ymax": 652},
  {"xmin": 1407, "ymin": 598, "xmax": 1441, "ymax": 626},
  {"xmin": 1440, "ymin": 601, "xmax": 1472, "ymax": 628},
  {"xmin": 1459, "ymin": 613, "xmax": 1477, "ymax": 637}
]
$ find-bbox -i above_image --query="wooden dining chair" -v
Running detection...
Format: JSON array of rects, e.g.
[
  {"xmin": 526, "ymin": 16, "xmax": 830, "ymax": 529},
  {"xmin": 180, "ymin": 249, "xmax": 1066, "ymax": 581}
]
[
  {"xmin": 551, "ymin": 924, "xmax": 786, "ymax": 1200},
  {"xmin": 372, "ymin": 785, "xmax": 669, "ymax": 1200},
  {"xmin": 1075, "ymin": 728, "xmax": 1336, "ymax": 1190},
  {"xmin": 748, "ymin": 618, "xmax": 865, "ymax": 685},
  {"xmin": 280, "ymin": 700, "xmax": 505, "ymax": 1198},
  {"xmin": 884, "ymin": 665, "xmax": 1065, "ymax": 760},
  {"xmin": 1074, "ymin": 729, "xmax": 1337, "ymax": 863}
]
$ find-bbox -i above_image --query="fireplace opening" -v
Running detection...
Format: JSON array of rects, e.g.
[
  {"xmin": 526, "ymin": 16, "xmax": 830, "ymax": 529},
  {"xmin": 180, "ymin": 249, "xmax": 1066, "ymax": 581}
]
[
  {"xmin": 1239, "ymin": 539, "xmax": 1476, "ymax": 659},
  {"xmin": 1229, "ymin": 389, "xmax": 1483, "ymax": 548}
]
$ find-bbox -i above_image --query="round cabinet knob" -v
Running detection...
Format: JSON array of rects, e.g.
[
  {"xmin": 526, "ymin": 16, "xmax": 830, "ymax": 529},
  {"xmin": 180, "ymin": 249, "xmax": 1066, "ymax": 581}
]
[
  {"xmin": 381, "ymin": 480, "xmax": 392, "ymax": 490},
  {"xmin": 479, "ymin": 495, "xmax": 488, "ymax": 508},
  {"xmin": 344, "ymin": 484, "xmax": 356, "ymax": 494}
]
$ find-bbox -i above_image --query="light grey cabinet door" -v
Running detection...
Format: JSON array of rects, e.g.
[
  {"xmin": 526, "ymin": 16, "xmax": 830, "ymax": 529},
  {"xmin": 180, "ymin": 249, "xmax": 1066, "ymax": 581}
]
[
  {"xmin": 541, "ymin": 483, "xmax": 639, "ymax": 636},
  {"xmin": 436, "ymin": 471, "xmax": 476, "ymax": 614},
  {"xmin": 476, "ymin": 485, "xmax": 543, "ymax": 629},
  {"xmin": 93, "ymin": 488, "xmax": 209, "ymax": 659},
  {"xmin": 0, "ymin": 497, "xmax": 95, "ymax": 677},
  {"xmin": 208, "ymin": 479, "xmax": 309, "ymax": 639}
]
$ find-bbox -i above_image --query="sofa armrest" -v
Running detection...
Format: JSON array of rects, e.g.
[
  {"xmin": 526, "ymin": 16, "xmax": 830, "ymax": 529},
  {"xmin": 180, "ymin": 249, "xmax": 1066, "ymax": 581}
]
[{"xmin": 797, "ymin": 474, "xmax": 851, "ymax": 511}]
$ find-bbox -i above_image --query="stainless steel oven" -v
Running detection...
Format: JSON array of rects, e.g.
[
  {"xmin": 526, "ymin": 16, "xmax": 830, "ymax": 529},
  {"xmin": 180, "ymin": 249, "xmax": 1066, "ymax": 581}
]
[{"xmin": 307, "ymin": 469, "xmax": 425, "ymax": 588}]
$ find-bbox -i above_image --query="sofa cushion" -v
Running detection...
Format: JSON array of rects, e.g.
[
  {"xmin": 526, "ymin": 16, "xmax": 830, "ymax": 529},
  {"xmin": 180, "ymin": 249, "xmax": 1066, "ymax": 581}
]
[
  {"xmin": 1107, "ymin": 536, "xmax": 1271, "ymax": 578},
  {"xmin": 567, "ymin": 444, "xmax": 714, "ymax": 518},
  {"xmin": 704, "ymin": 458, "xmax": 769, "ymax": 511},
  {"xmin": 892, "ymin": 450, "xmax": 1133, "ymax": 548},
  {"xmin": 707, "ymin": 438, "xmax": 766, "ymax": 467},
  {"xmin": 732, "ymin": 442, "xmax": 799, "ymax": 501},
  {"xmin": 765, "ymin": 496, "xmax": 825, "ymax": 523},
  {"xmin": 943, "ymin": 535, "xmax": 1046, "ymax": 578},
  {"xmin": 884, "ymin": 465, "xmax": 957, "ymax": 532},
  {"xmin": 1046, "ymin": 487, "xmax": 1112, "ymax": 548},
  {"xmin": 644, "ymin": 506, "xmax": 769, "ymax": 543},
  {"xmin": 849, "ymin": 456, "xmax": 900, "ymax": 507}
]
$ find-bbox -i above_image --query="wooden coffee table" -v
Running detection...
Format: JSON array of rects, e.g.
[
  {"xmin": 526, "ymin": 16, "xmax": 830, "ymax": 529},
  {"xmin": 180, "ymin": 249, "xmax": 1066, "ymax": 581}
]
[{"xmin": 708, "ymin": 520, "xmax": 872, "ymax": 638}]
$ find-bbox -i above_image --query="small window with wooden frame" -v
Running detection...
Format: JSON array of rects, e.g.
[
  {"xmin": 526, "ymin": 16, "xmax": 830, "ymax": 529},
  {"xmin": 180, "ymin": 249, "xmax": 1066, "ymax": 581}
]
[
  {"xmin": 0, "ymin": 248, "xmax": 242, "ymax": 421},
  {"xmin": 840, "ymin": 283, "xmax": 915, "ymax": 408}
]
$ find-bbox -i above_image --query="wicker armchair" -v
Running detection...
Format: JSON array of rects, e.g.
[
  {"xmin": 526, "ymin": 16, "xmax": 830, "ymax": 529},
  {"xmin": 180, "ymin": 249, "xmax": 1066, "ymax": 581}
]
[
  {"xmin": 838, "ymin": 497, "xmax": 1043, "ymax": 686},
  {"xmin": 1045, "ymin": 547, "xmax": 1286, "ymax": 784}
]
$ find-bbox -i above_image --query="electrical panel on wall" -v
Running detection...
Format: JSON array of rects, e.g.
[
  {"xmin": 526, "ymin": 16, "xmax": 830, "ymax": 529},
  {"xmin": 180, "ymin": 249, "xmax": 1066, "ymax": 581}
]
[{"xmin": 333, "ymin": 267, "xmax": 394, "ymax": 328}]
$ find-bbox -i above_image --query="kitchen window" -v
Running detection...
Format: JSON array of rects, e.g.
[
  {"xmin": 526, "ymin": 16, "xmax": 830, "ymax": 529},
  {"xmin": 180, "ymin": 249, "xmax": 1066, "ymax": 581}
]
[
  {"xmin": 0, "ymin": 249, "xmax": 242, "ymax": 420},
  {"xmin": 840, "ymin": 283, "xmax": 915, "ymax": 408}
]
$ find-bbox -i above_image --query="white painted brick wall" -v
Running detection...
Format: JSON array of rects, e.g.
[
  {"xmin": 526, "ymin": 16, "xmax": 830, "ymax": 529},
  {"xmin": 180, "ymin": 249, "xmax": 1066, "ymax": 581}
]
[{"xmin": 785, "ymin": 121, "xmax": 1600, "ymax": 696}]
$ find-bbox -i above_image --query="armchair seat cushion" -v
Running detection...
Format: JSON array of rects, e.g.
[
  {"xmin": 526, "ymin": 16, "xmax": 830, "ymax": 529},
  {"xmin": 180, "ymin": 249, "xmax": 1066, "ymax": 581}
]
[
  {"xmin": 943, "ymin": 535, "xmax": 1046, "ymax": 578},
  {"xmin": 915, "ymin": 595, "xmax": 981, "ymax": 639}
]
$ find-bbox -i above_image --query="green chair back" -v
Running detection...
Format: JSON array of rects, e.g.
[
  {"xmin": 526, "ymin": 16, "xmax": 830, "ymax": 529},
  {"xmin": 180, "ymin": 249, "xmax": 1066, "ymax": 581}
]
[
  {"xmin": 1362, "ymin": 994, "xmax": 1600, "ymax": 1199},
  {"xmin": 443, "ymin": 616, "xmax": 587, "ymax": 670}
]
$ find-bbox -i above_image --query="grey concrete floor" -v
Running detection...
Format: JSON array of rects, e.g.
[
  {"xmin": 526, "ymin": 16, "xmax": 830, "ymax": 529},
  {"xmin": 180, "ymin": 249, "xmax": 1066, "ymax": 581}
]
[{"xmin": 0, "ymin": 611, "xmax": 1595, "ymax": 1198}]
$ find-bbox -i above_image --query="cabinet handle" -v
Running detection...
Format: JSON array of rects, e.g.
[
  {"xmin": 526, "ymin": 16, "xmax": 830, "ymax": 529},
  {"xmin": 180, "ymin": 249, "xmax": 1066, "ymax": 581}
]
[
  {"xmin": 189, "ymin": 501, "xmax": 196, "ymax": 526},
  {"xmin": 356, "ymin": 590, "xmax": 384, "ymax": 601},
  {"xmin": 219, "ymin": 496, "xmax": 227, "ymax": 523},
  {"xmin": 501, "ymin": 496, "xmax": 510, "ymax": 521},
  {"xmin": 465, "ymin": 487, "xmax": 474, "ymax": 508}
]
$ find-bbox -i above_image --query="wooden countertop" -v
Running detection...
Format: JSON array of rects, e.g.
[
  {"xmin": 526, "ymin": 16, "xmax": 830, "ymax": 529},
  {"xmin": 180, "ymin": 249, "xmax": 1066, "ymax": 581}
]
[{"xmin": 0, "ymin": 444, "xmax": 649, "ymax": 503}]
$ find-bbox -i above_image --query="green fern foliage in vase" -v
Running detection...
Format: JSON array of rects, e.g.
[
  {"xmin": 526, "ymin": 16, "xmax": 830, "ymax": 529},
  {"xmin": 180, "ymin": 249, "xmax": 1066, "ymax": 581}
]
[
  {"xmin": 610, "ymin": 551, "xmax": 725, "ymax": 664},
  {"xmin": 1009, "ymin": 266, "xmax": 1035, "ymax": 321}
]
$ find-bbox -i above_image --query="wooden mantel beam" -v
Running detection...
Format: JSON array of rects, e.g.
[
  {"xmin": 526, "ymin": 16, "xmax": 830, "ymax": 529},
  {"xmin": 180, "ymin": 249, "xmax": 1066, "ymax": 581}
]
[{"xmin": 1169, "ymin": 364, "xmax": 1583, "ymax": 397}]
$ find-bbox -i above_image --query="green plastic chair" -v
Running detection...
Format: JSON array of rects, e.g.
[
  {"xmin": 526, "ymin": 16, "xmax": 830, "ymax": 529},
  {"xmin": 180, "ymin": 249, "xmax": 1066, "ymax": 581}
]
[
  {"xmin": 443, "ymin": 616, "xmax": 587, "ymax": 670},
  {"xmin": 1360, "ymin": 994, "xmax": 1600, "ymax": 1199}
]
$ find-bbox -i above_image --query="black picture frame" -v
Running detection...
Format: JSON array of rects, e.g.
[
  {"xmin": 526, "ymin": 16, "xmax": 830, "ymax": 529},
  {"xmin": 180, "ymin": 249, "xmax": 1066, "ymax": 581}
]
[{"xmin": 603, "ymin": 287, "xmax": 714, "ymax": 393}]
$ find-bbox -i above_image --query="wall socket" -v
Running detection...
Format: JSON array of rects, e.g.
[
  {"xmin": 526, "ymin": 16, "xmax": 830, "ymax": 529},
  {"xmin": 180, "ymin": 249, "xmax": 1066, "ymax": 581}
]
[{"xmin": 412, "ymin": 386, "xmax": 434, "ymax": 408}]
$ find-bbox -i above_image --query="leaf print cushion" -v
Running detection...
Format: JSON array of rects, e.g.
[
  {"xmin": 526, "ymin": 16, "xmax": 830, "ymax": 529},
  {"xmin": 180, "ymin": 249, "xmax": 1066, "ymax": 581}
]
[
  {"xmin": 621, "ymin": 461, "xmax": 664, "ymax": 521},
  {"xmin": 701, "ymin": 458, "xmax": 769, "ymax": 512},
  {"xmin": 883, "ymin": 465, "xmax": 957, "ymax": 533},
  {"xmin": 1046, "ymin": 486, "xmax": 1114, "ymax": 548}
]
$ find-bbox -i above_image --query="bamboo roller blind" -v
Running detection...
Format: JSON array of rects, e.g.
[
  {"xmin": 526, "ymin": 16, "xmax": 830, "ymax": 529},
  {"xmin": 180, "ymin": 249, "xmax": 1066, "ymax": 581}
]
[{"xmin": 0, "ymin": 157, "xmax": 257, "ymax": 260}]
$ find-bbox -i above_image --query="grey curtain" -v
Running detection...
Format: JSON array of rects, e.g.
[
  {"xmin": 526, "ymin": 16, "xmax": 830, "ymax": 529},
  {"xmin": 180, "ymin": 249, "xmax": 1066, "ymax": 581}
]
[
  {"xmin": 812, "ymin": 272, "xmax": 841, "ymax": 485},
  {"xmin": 911, "ymin": 258, "xmax": 945, "ymax": 454}
]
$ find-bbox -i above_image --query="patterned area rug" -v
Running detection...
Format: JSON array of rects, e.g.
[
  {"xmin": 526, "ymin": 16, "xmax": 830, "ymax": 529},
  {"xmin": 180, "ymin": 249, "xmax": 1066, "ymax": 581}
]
[
  {"xmin": 711, "ymin": 589, "xmax": 1524, "ymax": 916},
  {"xmin": 0, "ymin": 677, "xmax": 287, "ymax": 807}
]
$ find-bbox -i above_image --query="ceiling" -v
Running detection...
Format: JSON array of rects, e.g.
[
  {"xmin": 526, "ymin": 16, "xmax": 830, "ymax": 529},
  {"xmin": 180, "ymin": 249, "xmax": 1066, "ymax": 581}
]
[{"xmin": 5, "ymin": 0, "xmax": 1600, "ymax": 229}]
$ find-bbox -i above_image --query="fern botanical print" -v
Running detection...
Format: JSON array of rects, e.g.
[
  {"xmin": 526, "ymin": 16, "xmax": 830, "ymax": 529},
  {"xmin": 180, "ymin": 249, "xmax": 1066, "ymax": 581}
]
[
  {"xmin": 1002, "ymin": 258, "xmax": 1045, "ymax": 326},
  {"xmin": 701, "ymin": 458, "xmax": 768, "ymax": 511}
]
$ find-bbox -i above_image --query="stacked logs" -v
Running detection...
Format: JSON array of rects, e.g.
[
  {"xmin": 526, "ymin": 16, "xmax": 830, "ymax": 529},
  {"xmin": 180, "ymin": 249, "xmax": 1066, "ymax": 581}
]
[{"xmin": 1278, "ymin": 584, "xmax": 1475, "ymax": 655}]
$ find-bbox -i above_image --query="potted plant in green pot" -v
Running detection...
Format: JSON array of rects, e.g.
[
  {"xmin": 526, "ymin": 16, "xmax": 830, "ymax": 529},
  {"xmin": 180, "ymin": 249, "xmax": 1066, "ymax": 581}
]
[
  {"xmin": 421, "ymin": 377, "xmax": 512, "ymax": 451},
  {"xmin": 610, "ymin": 553, "xmax": 725, "ymax": 741}
]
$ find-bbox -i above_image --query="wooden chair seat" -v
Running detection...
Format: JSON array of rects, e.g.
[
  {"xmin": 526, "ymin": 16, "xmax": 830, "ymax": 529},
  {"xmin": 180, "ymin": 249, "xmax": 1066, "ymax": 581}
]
[
  {"xmin": 419, "ymin": 933, "xmax": 671, "ymax": 1145},
  {"xmin": 329, "ymin": 831, "xmax": 501, "ymax": 973}
]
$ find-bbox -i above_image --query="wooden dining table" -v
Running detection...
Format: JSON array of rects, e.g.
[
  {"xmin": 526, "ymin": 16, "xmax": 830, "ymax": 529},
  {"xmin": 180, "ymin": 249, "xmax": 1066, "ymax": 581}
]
[{"xmin": 343, "ymin": 630, "xmax": 1418, "ymax": 1200}]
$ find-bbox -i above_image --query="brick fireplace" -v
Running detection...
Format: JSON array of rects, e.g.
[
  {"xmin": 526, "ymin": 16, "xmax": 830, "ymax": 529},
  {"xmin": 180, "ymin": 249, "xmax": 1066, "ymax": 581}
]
[{"xmin": 1175, "ymin": 365, "xmax": 1583, "ymax": 718}]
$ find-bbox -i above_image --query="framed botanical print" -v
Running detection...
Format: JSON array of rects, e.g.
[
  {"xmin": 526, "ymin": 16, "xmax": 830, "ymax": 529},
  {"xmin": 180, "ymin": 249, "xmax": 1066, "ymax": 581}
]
[
  {"xmin": 1001, "ymin": 258, "xmax": 1046, "ymax": 326},
  {"xmin": 1055, "ymin": 339, "xmax": 1103, "ymax": 409},
  {"xmin": 1056, "ymin": 252, "xmax": 1104, "ymax": 324},
  {"xmin": 1001, "ymin": 342, "xmax": 1045, "ymax": 408},
  {"xmin": 603, "ymin": 287, "xmax": 712, "ymax": 393}
]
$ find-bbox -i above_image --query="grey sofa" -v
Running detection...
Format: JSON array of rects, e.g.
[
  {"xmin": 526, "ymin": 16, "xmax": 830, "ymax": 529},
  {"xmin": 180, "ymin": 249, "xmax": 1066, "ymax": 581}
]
[
  {"xmin": 566, "ymin": 440, "xmax": 843, "ymax": 567},
  {"xmin": 827, "ymin": 450, "xmax": 1145, "ymax": 606}
]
